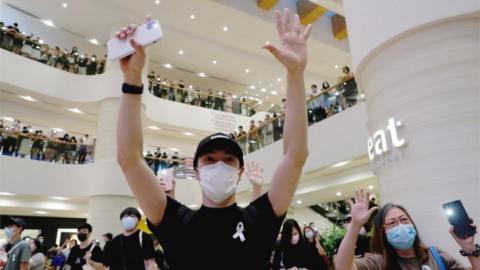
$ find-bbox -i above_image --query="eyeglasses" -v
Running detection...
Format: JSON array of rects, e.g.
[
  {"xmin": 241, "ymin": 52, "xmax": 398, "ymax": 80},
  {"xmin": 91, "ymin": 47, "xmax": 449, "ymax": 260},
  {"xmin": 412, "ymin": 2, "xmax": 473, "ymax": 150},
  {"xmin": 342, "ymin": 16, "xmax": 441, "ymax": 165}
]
[{"xmin": 384, "ymin": 216, "xmax": 411, "ymax": 229}]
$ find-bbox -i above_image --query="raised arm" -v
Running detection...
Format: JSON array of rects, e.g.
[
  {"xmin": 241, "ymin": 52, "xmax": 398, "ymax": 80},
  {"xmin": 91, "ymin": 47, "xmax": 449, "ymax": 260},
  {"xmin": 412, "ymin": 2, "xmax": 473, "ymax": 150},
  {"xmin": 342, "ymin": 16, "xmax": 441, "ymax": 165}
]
[
  {"xmin": 116, "ymin": 19, "xmax": 167, "ymax": 226},
  {"xmin": 245, "ymin": 161, "xmax": 264, "ymax": 201},
  {"xmin": 263, "ymin": 8, "xmax": 311, "ymax": 216},
  {"xmin": 334, "ymin": 189, "xmax": 378, "ymax": 270}
]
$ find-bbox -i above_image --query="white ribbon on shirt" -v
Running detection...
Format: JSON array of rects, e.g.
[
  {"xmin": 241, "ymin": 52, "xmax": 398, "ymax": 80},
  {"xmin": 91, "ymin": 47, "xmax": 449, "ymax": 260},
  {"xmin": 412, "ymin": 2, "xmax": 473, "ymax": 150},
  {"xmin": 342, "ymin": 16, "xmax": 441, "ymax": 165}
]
[{"xmin": 232, "ymin": 222, "xmax": 246, "ymax": 242}]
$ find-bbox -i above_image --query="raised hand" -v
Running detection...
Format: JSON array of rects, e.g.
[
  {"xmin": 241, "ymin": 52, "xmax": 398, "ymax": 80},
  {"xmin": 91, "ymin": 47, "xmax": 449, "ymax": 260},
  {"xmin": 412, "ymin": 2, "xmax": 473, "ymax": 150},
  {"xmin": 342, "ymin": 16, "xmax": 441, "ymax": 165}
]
[
  {"xmin": 245, "ymin": 161, "xmax": 264, "ymax": 188},
  {"xmin": 450, "ymin": 219, "xmax": 477, "ymax": 252},
  {"xmin": 263, "ymin": 8, "xmax": 312, "ymax": 72},
  {"xmin": 347, "ymin": 189, "xmax": 378, "ymax": 228}
]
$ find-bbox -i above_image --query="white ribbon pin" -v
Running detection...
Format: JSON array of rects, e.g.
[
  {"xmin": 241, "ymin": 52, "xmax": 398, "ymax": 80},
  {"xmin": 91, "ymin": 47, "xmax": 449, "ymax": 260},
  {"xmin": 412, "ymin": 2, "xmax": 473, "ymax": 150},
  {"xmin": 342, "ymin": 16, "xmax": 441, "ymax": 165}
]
[{"xmin": 232, "ymin": 221, "xmax": 246, "ymax": 242}]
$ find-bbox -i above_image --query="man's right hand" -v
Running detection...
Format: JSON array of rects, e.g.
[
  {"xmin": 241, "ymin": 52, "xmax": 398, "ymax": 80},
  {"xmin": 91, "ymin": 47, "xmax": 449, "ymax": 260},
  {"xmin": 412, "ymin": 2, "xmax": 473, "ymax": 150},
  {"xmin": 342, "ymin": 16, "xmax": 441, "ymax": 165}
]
[
  {"xmin": 115, "ymin": 16, "xmax": 152, "ymax": 86},
  {"xmin": 347, "ymin": 189, "xmax": 378, "ymax": 230}
]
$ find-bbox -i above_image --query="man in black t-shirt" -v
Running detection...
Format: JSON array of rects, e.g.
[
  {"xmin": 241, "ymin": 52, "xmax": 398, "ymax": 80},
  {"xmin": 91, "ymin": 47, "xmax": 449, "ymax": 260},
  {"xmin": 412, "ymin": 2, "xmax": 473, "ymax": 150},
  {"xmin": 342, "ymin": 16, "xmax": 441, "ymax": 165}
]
[
  {"xmin": 103, "ymin": 207, "xmax": 156, "ymax": 270},
  {"xmin": 65, "ymin": 223, "xmax": 103, "ymax": 270},
  {"xmin": 115, "ymin": 10, "xmax": 311, "ymax": 269}
]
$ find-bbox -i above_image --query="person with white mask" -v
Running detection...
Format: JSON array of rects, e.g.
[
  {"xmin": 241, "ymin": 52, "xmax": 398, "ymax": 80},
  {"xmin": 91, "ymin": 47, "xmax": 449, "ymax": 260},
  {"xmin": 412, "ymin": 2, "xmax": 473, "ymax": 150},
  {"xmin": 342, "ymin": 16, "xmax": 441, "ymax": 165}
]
[
  {"xmin": 116, "ymin": 8, "xmax": 311, "ymax": 269},
  {"xmin": 1, "ymin": 217, "xmax": 31, "ymax": 270},
  {"xmin": 103, "ymin": 207, "xmax": 155, "ymax": 270}
]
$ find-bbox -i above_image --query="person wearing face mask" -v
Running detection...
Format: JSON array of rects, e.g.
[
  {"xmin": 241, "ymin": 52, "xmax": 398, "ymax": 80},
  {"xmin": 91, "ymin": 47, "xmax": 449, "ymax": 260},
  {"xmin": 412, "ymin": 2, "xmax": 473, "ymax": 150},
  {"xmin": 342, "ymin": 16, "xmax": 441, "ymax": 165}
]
[
  {"xmin": 103, "ymin": 207, "xmax": 156, "ymax": 270},
  {"xmin": 28, "ymin": 239, "xmax": 45, "ymax": 270},
  {"xmin": 273, "ymin": 219, "xmax": 321, "ymax": 270},
  {"xmin": 304, "ymin": 226, "xmax": 329, "ymax": 270},
  {"xmin": 64, "ymin": 223, "xmax": 103, "ymax": 270},
  {"xmin": 116, "ymin": 10, "xmax": 311, "ymax": 269},
  {"xmin": 335, "ymin": 189, "xmax": 480, "ymax": 270},
  {"xmin": 2, "ymin": 217, "xmax": 31, "ymax": 270}
]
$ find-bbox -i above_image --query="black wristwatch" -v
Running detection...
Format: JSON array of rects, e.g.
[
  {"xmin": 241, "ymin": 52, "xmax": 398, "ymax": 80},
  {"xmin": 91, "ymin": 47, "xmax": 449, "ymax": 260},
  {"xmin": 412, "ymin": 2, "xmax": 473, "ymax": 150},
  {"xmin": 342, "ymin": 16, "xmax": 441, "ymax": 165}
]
[
  {"xmin": 460, "ymin": 244, "xmax": 480, "ymax": 257},
  {"xmin": 122, "ymin": 83, "xmax": 144, "ymax": 95}
]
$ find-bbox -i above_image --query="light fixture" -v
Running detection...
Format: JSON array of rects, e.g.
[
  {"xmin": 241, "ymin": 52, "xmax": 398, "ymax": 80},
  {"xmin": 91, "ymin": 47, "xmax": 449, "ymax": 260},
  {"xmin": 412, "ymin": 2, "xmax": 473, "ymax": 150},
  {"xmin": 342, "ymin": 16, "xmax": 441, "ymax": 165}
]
[
  {"xmin": 265, "ymin": 41, "xmax": 270, "ymax": 44},
  {"xmin": 296, "ymin": 200, "xmax": 302, "ymax": 204},
  {"xmin": 336, "ymin": 192, "xmax": 342, "ymax": 196},
  {"xmin": 183, "ymin": 131, "xmax": 194, "ymax": 136},
  {"xmin": 223, "ymin": 26, "xmax": 228, "ymax": 32},
  {"xmin": 169, "ymin": 148, "xmax": 179, "ymax": 152},
  {"xmin": 212, "ymin": 60, "xmax": 217, "ymax": 64},
  {"xmin": 258, "ymin": 101, "xmax": 263, "ymax": 104},
  {"xmin": 368, "ymin": 185, "xmax": 374, "ymax": 190},
  {"xmin": 19, "ymin": 95, "xmax": 37, "ymax": 102},
  {"xmin": 34, "ymin": 211, "xmax": 49, "ymax": 215},
  {"xmin": 197, "ymin": 72, "xmax": 207, "ymax": 77},
  {"xmin": 245, "ymin": 69, "xmax": 250, "ymax": 73},
  {"xmin": 155, "ymin": 0, "xmax": 160, "ymax": 4},
  {"xmin": 148, "ymin": 125, "xmax": 160, "ymax": 130},
  {"xmin": 249, "ymin": 85, "xmax": 255, "ymax": 90},
  {"xmin": 258, "ymin": 81, "xmax": 263, "ymax": 84},
  {"xmin": 2, "ymin": 117, "xmax": 15, "ymax": 122},
  {"xmin": 42, "ymin": 20, "xmax": 55, "ymax": 27},
  {"xmin": 0, "ymin": 192, "xmax": 14, "ymax": 196},
  {"xmin": 334, "ymin": 65, "xmax": 339, "ymax": 69},
  {"xmin": 163, "ymin": 63, "xmax": 173, "ymax": 69},
  {"xmin": 232, "ymin": 95, "xmax": 237, "ymax": 99},
  {"xmin": 333, "ymin": 161, "xmax": 350, "ymax": 167},
  {"xmin": 68, "ymin": 108, "xmax": 83, "ymax": 114},
  {"xmin": 261, "ymin": 88, "xmax": 266, "ymax": 92},
  {"xmin": 51, "ymin": 196, "xmax": 68, "ymax": 200},
  {"xmin": 270, "ymin": 91, "xmax": 278, "ymax": 95},
  {"xmin": 52, "ymin": 128, "xmax": 64, "ymax": 132},
  {"xmin": 39, "ymin": 39, "xmax": 44, "ymax": 44},
  {"xmin": 277, "ymin": 78, "xmax": 282, "ymax": 82},
  {"xmin": 89, "ymin": 39, "xmax": 99, "ymax": 45},
  {"xmin": 62, "ymin": 3, "xmax": 68, "ymax": 8},
  {"xmin": 178, "ymin": 50, "xmax": 184, "ymax": 55},
  {"xmin": 190, "ymin": 14, "xmax": 195, "ymax": 20}
]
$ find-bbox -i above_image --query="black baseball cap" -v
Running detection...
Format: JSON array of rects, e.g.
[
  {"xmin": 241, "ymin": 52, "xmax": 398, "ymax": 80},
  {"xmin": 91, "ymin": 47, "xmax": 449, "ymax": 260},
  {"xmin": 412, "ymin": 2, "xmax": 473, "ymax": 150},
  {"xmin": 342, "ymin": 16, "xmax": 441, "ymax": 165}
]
[
  {"xmin": 193, "ymin": 132, "xmax": 244, "ymax": 169},
  {"xmin": 6, "ymin": 216, "xmax": 27, "ymax": 229}
]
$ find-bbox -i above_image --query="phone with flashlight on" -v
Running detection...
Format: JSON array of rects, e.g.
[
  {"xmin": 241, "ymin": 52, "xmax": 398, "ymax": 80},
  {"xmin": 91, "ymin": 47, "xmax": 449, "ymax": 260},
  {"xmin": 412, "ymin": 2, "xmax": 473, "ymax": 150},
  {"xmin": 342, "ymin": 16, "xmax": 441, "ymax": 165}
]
[{"xmin": 442, "ymin": 200, "xmax": 476, "ymax": 238}]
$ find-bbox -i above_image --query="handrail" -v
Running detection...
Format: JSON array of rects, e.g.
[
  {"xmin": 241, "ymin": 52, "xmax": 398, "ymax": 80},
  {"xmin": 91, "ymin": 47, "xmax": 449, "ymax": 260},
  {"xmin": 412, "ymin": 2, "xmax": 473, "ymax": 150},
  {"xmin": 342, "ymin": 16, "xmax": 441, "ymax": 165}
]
[{"xmin": 0, "ymin": 27, "xmax": 106, "ymax": 75}]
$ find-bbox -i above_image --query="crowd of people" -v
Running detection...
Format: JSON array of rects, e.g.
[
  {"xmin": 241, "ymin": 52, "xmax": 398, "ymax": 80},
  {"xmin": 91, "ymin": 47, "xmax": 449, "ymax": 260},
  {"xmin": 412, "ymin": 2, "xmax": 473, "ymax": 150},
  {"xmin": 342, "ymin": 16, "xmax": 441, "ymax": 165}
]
[
  {"xmin": 147, "ymin": 72, "xmax": 258, "ymax": 116},
  {"xmin": 143, "ymin": 148, "xmax": 184, "ymax": 176},
  {"xmin": 0, "ymin": 21, "xmax": 106, "ymax": 75},
  {"xmin": 0, "ymin": 119, "xmax": 94, "ymax": 164}
]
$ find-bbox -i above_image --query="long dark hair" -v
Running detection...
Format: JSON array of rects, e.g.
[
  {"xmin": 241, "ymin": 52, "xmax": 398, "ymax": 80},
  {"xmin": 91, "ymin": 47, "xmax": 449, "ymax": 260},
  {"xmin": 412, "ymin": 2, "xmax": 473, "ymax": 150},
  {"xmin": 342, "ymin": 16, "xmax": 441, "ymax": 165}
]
[
  {"xmin": 371, "ymin": 203, "xmax": 428, "ymax": 270},
  {"xmin": 280, "ymin": 219, "xmax": 305, "ymax": 248},
  {"xmin": 31, "ymin": 239, "xmax": 43, "ymax": 255}
]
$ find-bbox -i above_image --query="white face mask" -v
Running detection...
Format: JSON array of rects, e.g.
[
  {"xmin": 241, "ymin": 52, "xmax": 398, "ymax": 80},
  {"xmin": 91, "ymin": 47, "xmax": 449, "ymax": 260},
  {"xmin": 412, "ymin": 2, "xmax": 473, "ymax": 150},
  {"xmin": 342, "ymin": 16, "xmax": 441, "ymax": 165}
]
[
  {"xmin": 121, "ymin": 216, "xmax": 138, "ymax": 231},
  {"xmin": 199, "ymin": 161, "xmax": 239, "ymax": 204},
  {"xmin": 291, "ymin": 234, "xmax": 300, "ymax": 245}
]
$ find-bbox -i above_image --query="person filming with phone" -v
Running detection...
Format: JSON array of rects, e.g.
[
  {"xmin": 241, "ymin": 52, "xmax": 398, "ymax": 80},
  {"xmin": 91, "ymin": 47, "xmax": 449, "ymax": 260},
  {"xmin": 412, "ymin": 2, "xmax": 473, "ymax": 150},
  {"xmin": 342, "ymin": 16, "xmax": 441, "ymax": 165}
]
[
  {"xmin": 114, "ymin": 9, "xmax": 311, "ymax": 269},
  {"xmin": 334, "ymin": 189, "xmax": 479, "ymax": 270}
]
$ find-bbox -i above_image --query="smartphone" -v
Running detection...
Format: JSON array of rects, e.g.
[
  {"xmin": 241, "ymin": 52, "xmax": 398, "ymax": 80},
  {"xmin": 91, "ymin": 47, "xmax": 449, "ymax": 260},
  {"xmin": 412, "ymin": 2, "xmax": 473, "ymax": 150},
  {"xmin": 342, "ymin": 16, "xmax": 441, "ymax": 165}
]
[
  {"xmin": 107, "ymin": 19, "xmax": 163, "ymax": 61},
  {"xmin": 160, "ymin": 168, "xmax": 174, "ymax": 192},
  {"xmin": 442, "ymin": 200, "xmax": 476, "ymax": 238}
]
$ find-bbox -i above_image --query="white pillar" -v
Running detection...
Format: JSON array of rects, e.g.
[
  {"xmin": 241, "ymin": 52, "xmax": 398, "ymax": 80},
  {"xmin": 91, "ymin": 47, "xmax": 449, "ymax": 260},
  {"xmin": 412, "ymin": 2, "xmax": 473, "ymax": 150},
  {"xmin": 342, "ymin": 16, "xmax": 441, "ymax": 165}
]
[
  {"xmin": 87, "ymin": 195, "xmax": 137, "ymax": 241},
  {"xmin": 343, "ymin": 0, "xmax": 480, "ymax": 263}
]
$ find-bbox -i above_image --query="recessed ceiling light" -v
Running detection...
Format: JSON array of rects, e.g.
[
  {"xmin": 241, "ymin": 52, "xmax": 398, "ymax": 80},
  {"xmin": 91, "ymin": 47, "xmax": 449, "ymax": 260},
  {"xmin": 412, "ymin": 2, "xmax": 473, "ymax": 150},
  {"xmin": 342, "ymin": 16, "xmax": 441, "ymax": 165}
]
[
  {"xmin": 39, "ymin": 39, "xmax": 44, "ymax": 44},
  {"xmin": 296, "ymin": 200, "xmax": 302, "ymax": 204},
  {"xmin": 148, "ymin": 125, "xmax": 160, "ymax": 130},
  {"xmin": 249, "ymin": 85, "xmax": 255, "ymax": 90},
  {"xmin": 223, "ymin": 26, "xmax": 229, "ymax": 32},
  {"xmin": 0, "ymin": 192, "xmax": 14, "ymax": 196},
  {"xmin": 270, "ymin": 91, "xmax": 278, "ymax": 95},
  {"xmin": 155, "ymin": 0, "xmax": 160, "ymax": 4},
  {"xmin": 232, "ymin": 95, "xmax": 237, "ymax": 99},
  {"xmin": 336, "ymin": 192, "xmax": 342, "ymax": 196},
  {"xmin": 258, "ymin": 81, "xmax": 262, "ymax": 84},
  {"xmin": 62, "ymin": 3, "xmax": 68, "ymax": 8},
  {"xmin": 258, "ymin": 101, "xmax": 263, "ymax": 104},
  {"xmin": 183, "ymin": 131, "xmax": 194, "ymax": 136},
  {"xmin": 368, "ymin": 185, "xmax": 374, "ymax": 190},
  {"xmin": 190, "ymin": 14, "xmax": 195, "ymax": 20},
  {"xmin": 34, "ymin": 211, "xmax": 49, "ymax": 215},
  {"xmin": 334, "ymin": 65, "xmax": 339, "ymax": 69},
  {"xmin": 19, "ymin": 95, "xmax": 37, "ymax": 102},
  {"xmin": 333, "ymin": 161, "xmax": 350, "ymax": 167},
  {"xmin": 169, "ymin": 148, "xmax": 179, "ymax": 152},
  {"xmin": 212, "ymin": 60, "xmax": 217, "ymax": 64},
  {"xmin": 261, "ymin": 88, "xmax": 266, "ymax": 92},
  {"xmin": 89, "ymin": 39, "xmax": 99, "ymax": 45},
  {"xmin": 163, "ymin": 63, "xmax": 173, "ymax": 69},
  {"xmin": 68, "ymin": 108, "xmax": 83, "ymax": 114},
  {"xmin": 277, "ymin": 78, "xmax": 282, "ymax": 82},
  {"xmin": 265, "ymin": 41, "xmax": 270, "ymax": 44},
  {"xmin": 2, "ymin": 117, "xmax": 15, "ymax": 122},
  {"xmin": 245, "ymin": 69, "xmax": 250, "ymax": 73},
  {"xmin": 197, "ymin": 72, "xmax": 207, "ymax": 77},
  {"xmin": 51, "ymin": 196, "xmax": 68, "ymax": 200},
  {"xmin": 42, "ymin": 20, "xmax": 55, "ymax": 27},
  {"xmin": 178, "ymin": 50, "xmax": 184, "ymax": 55},
  {"xmin": 52, "ymin": 128, "xmax": 64, "ymax": 132}
]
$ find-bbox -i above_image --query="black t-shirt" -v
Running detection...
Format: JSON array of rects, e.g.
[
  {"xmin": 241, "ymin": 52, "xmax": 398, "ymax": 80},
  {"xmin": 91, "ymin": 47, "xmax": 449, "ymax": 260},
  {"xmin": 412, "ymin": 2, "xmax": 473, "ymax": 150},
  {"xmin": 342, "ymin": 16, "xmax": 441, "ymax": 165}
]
[
  {"xmin": 66, "ymin": 243, "xmax": 103, "ymax": 270},
  {"xmin": 147, "ymin": 192, "xmax": 285, "ymax": 270},
  {"xmin": 103, "ymin": 230, "xmax": 155, "ymax": 270}
]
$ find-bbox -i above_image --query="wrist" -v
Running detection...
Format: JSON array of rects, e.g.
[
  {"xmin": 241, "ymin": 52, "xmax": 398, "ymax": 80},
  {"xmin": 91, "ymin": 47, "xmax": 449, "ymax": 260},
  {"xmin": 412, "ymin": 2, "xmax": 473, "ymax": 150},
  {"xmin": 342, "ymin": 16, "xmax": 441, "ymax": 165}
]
[
  {"xmin": 124, "ymin": 73, "xmax": 142, "ymax": 87},
  {"xmin": 286, "ymin": 68, "xmax": 304, "ymax": 77},
  {"xmin": 461, "ymin": 243, "xmax": 476, "ymax": 253}
]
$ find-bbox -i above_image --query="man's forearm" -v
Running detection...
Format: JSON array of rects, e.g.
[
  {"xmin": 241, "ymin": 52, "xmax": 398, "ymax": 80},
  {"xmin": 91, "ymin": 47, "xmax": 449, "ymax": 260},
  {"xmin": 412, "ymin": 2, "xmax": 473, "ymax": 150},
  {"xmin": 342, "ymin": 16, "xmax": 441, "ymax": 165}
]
[
  {"xmin": 117, "ymin": 92, "xmax": 144, "ymax": 166},
  {"xmin": 283, "ymin": 70, "xmax": 308, "ymax": 160}
]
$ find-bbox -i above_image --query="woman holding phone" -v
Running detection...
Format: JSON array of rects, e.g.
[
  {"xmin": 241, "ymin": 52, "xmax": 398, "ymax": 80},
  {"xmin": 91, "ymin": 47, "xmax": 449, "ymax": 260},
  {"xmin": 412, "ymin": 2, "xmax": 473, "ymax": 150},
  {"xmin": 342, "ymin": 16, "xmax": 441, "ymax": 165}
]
[{"xmin": 334, "ymin": 189, "xmax": 479, "ymax": 270}]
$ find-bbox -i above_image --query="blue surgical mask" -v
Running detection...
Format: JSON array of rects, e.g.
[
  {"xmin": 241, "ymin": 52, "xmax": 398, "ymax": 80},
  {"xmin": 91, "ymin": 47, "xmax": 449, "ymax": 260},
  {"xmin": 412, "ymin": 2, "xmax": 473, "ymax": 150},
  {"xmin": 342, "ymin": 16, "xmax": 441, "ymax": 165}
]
[
  {"xmin": 305, "ymin": 231, "xmax": 314, "ymax": 239},
  {"xmin": 121, "ymin": 216, "xmax": 138, "ymax": 231},
  {"xmin": 4, "ymin": 227, "xmax": 15, "ymax": 238},
  {"xmin": 386, "ymin": 224, "xmax": 417, "ymax": 250}
]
